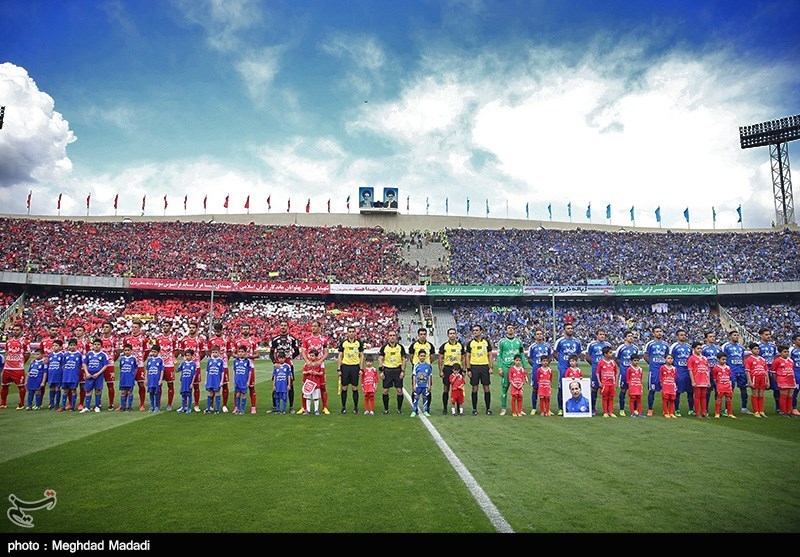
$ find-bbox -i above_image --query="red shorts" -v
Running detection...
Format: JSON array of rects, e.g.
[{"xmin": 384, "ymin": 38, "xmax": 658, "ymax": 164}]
[
  {"xmin": 628, "ymin": 389, "xmax": 642, "ymax": 397},
  {"xmin": 510, "ymin": 386, "xmax": 523, "ymax": 397},
  {"xmin": 716, "ymin": 387, "xmax": 733, "ymax": 397},
  {"xmin": 104, "ymin": 366, "xmax": 115, "ymax": 383},
  {"xmin": 163, "ymin": 366, "xmax": 175, "ymax": 382},
  {"xmin": 135, "ymin": 366, "xmax": 145, "ymax": 382},
  {"xmin": 222, "ymin": 368, "xmax": 229, "ymax": 384},
  {"xmin": 193, "ymin": 369, "xmax": 202, "ymax": 385},
  {"xmin": 1, "ymin": 369, "xmax": 24, "ymax": 386},
  {"xmin": 752, "ymin": 376, "xmax": 768, "ymax": 390},
  {"xmin": 777, "ymin": 377, "xmax": 796, "ymax": 390},
  {"xmin": 600, "ymin": 384, "xmax": 616, "ymax": 397},
  {"xmin": 79, "ymin": 368, "xmax": 86, "ymax": 384},
  {"xmin": 662, "ymin": 392, "xmax": 676, "ymax": 400},
  {"xmin": 451, "ymin": 391, "xmax": 465, "ymax": 404},
  {"xmin": 248, "ymin": 370, "xmax": 256, "ymax": 388}
]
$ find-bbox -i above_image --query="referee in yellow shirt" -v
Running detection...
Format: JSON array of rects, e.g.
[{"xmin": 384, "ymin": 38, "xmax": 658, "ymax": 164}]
[
  {"xmin": 337, "ymin": 326, "xmax": 364, "ymax": 414},
  {"xmin": 466, "ymin": 324, "xmax": 494, "ymax": 415}
]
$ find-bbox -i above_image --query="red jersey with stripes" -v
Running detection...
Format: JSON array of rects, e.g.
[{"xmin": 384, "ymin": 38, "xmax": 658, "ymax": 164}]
[
  {"xmin": 233, "ymin": 335, "xmax": 260, "ymax": 360},
  {"xmin": 3, "ymin": 336, "xmax": 29, "ymax": 370},
  {"xmin": 207, "ymin": 335, "xmax": 232, "ymax": 367},
  {"xmin": 179, "ymin": 335, "xmax": 206, "ymax": 365},
  {"xmin": 154, "ymin": 334, "xmax": 177, "ymax": 367},
  {"xmin": 122, "ymin": 333, "xmax": 147, "ymax": 367},
  {"xmin": 597, "ymin": 359, "xmax": 617, "ymax": 387}
]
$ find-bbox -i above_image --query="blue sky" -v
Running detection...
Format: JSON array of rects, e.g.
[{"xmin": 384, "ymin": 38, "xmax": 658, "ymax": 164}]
[{"xmin": 1, "ymin": 0, "xmax": 798, "ymax": 228}]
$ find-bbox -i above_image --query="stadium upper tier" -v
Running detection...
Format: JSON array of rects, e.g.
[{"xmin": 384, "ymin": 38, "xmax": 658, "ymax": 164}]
[{"xmin": 1, "ymin": 217, "xmax": 798, "ymax": 285}]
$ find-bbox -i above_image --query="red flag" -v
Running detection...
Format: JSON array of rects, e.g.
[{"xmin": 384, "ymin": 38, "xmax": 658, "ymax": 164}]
[
  {"xmin": 224, "ymin": 195, "xmax": 229, "ymax": 209},
  {"xmin": 26, "ymin": 191, "xmax": 31, "ymax": 209},
  {"xmin": 267, "ymin": 195, "xmax": 271, "ymax": 210},
  {"xmin": 183, "ymin": 195, "xmax": 187, "ymax": 210},
  {"xmin": 86, "ymin": 194, "xmax": 91, "ymax": 209},
  {"xmin": 305, "ymin": 199, "xmax": 310, "ymax": 213},
  {"xmin": 244, "ymin": 195, "xmax": 250, "ymax": 209},
  {"xmin": 164, "ymin": 195, "xmax": 168, "ymax": 210},
  {"xmin": 327, "ymin": 199, "xmax": 330, "ymax": 213},
  {"xmin": 57, "ymin": 193, "xmax": 62, "ymax": 210},
  {"xmin": 287, "ymin": 198, "xmax": 291, "ymax": 213},
  {"xmin": 203, "ymin": 195, "xmax": 207, "ymax": 210},
  {"xmin": 346, "ymin": 195, "xmax": 350, "ymax": 210},
  {"xmin": 113, "ymin": 194, "xmax": 118, "ymax": 210}
]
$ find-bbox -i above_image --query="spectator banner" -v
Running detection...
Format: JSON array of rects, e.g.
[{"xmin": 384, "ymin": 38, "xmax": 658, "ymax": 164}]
[
  {"xmin": 523, "ymin": 285, "xmax": 615, "ymax": 297},
  {"xmin": 130, "ymin": 278, "xmax": 330, "ymax": 295},
  {"xmin": 330, "ymin": 284, "xmax": 426, "ymax": 296},
  {"xmin": 426, "ymin": 285, "xmax": 522, "ymax": 296},
  {"xmin": 614, "ymin": 284, "xmax": 716, "ymax": 296}
]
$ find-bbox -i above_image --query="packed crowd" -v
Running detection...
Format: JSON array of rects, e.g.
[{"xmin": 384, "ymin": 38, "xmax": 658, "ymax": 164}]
[
  {"xmin": 725, "ymin": 303, "xmax": 800, "ymax": 346},
  {"xmin": 444, "ymin": 228, "xmax": 800, "ymax": 285},
  {"xmin": 452, "ymin": 301, "xmax": 725, "ymax": 346},
  {"xmin": 0, "ymin": 219, "xmax": 418, "ymax": 284}
]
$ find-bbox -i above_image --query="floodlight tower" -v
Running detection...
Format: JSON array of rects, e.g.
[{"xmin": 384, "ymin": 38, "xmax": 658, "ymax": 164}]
[{"xmin": 739, "ymin": 114, "xmax": 800, "ymax": 226}]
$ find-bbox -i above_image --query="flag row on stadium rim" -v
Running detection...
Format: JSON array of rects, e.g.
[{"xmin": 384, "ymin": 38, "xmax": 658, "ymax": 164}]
[{"xmin": 28, "ymin": 193, "xmax": 744, "ymax": 225}]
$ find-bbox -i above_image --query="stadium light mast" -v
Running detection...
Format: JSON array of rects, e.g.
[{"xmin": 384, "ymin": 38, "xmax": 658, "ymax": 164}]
[{"xmin": 739, "ymin": 114, "xmax": 800, "ymax": 226}]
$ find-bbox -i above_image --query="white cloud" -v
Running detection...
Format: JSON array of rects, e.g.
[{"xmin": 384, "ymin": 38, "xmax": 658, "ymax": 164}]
[
  {"xmin": 321, "ymin": 33, "xmax": 388, "ymax": 97},
  {"xmin": 0, "ymin": 63, "xmax": 76, "ymax": 188},
  {"xmin": 84, "ymin": 103, "xmax": 138, "ymax": 133},
  {"xmin": 235, "ymin": 46, "xmax": 283, "ymax": 104},
  {"xmin": 174, "ymin": 0, "xmax": 261, "ymax": 52}
]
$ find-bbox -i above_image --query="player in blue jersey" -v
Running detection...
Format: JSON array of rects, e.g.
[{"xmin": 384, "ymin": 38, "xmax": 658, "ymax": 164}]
[
  {"xmin": 117, "ymin": 344, "xmax": 138, "ymax": 411},
  {"xmin": 232, "ymin": 346, "xmax": 254, "ymax": 415},
  {"xmin": 411, "ymin": 350, "xmax": 433, "ymax": 417},
  {"xmin": 60, "ymin": 339, "xmax": 84, "ymax": 411},
  {"xmin": 145, "ymin": 345, "xmax": 164, "ymax": 412},
  {"xmin": 670, "ymin": 329, "xmax": 694, "ymax": 417},
  {"xmin": 721, "ymin": 330, "xmax": 749, "ymax": 415},
  {"xmin": 614, "ymin": 330, "xmax": 639, "ymax": 417},
  {"xmin": 24, "ymin": 349, "xmax": 47, "ymax": 410},
  {"xmin": 790, "ymin": 334, "xmax": 800, "ymax": 414},
  {"xmin": 204, "ymin": 346, "xmax": 224, "ymax": 414},
  {"xmin": 527, "ymin": 328, "xmax": 551, "ymax": 416},
  {"xmin": 553, "ymin": 323, "xmax": 582, "ymax": 415},
  {"xmin": 702, "ymin": 331, "xmax": 722, "ymax": 412},
  {"xmin": 272, "ymin": 351, "xmax": 293, "ymax": 414},
  {"xmin": 643, "ymin": 326, "xmax": 669, "ymax": 416},
  {"xmin": 176, "ymin": 349, "xmax": 197, "ymax": 414},
  {"xmin": 81, "ymin": 338, "xmax": 110, "ymax": 413},
  {"xmin": 46, "ymin": 339, "xmax": 65, "ymax": 410},
  {"xmin": 585, "ymin": 329, "xmax": 611, "ymax": 416},
  {"xmin": 758, "ymin": 327, "xmax": 779, "ymax": 414}
]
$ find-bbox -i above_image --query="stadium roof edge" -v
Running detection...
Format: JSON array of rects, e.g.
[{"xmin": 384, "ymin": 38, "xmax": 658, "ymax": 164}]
[{"xmin": 0, "ymin": 213, "xmax": 794, "ymax": 234}]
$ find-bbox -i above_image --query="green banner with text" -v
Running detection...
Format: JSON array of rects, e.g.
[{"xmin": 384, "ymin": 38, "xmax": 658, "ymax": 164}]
[
  {"xmin": 614, "ymin": 284, "xmax": 717, "ymax": 296},
  {"xmin": 426, "ymin": 285, "xmax": 523, "ymax": 296}
]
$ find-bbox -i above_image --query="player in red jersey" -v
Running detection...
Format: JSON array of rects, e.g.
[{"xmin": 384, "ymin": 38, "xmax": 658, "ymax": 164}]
[
  {"xmin": 179, "ymin": 322, "xmax": 206, "ymax": 412},
  {"xmin": 536, "ymin": 354, "xmax": 554, "ymax": 416},
  {"xmin": 154, "ymin": 321, "xmax": 179, "ymax": 411},
  {"xmin": 745, "ymin": 343, "xmax": 769, "ymax": 417},
  {"xmin": 301, "ymin": 349, "xmax": 325, "ymax": 414},
  {"xmin": 73, "ymin": 325, "xmax": 91, "ymax": 410},
  {"xmin": 627, "ymin": 354, "xmax": 644, "ymax": 417},
  {"xmin": 360, "ymin": 354, "xmax": 379, "ymax": 415},
  {"xmin": 234, "ymin": 322, "xmax": 260, "ymax": 414},
  {"xmin": 0, "ymin": 324, "xmax": 29, "ymax": 409},
  {"xmin": 565, "ymin": 354, "xmax": 583, "ymax": 379},
  {"xmin": 712, "ymin": 353, "xmax": 736, "ymax": 419},
  {"xmin": 687, "ymin": 342, "xmax": 711, "ymax": 418},
  {"xmin": 660, "ymin": 354, "xmax": 678, "ymax": 418},
  {"xmin": 208, "ymin": 323, "xmax": 233, "ymax": 412},
  {"xmin": 97, "ymin": 321, "xmax": 118, "ymax": 410},
  {"xmin": 39, "ymin": 324, "xmax": 63, "ymax": 364},
  {"xmin": 122, "ymin": 320, "xmax": 148, "ymax": 411},
  {"xmin": 771, "ymin": 345, "xmax": 797, "ymax": 417},
  {"xmin": 596, "ymin": 346, "xmax": 618, "ymax": 417},
  {"xmin": 301, "ymin": 320, "xmax": 330, "ymax": 414},
  {"xmin": 449, "ymin": 363, "xmax": 466, "ymax": 416}
]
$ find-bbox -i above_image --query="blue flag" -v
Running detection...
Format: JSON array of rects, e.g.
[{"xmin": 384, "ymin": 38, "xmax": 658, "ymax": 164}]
[
  {"xmin": 445, "ymin": 197, "xmax": 449, "ymax": 215},
  {"xmin": 736, "ymin": 204, "xmax": 742, "ymax": 223},
  {"xmin": 485, "ymin": 198, "xmax": 489, "ymax": 216},
  {"xmin": 712, "ymin": 206, "xmax": 716, "ymax": 222},
  {"xmin": 466, "ymin": 197, "xmax": 470, "ymax": 215},
  {"xmin": 567, "ymin": 202, "xmax": 572, "ymax": 217},
  {"xmin": 683, "ymin": 207, "xmax": 690, "ymax": 223},
  {"xmin": 655, "ymin": 206, "xmax": 661, "ymax": 222},
  {"xmin": 605, "ymin": 204, "xmax": 611, "ymax": 219},
  {"xmin": 630, "ymin": 206, "xmax": 635, "ymax": 222},
  {"xmin": 525, "ymin": 202, "xmax": 529, "ymax": 219},
  {"xmin": 586, "ymin": 204, "xmax": 591, "ymax": 219},
  {"xmin": 547, "ymin": 203, "xmax": 552, "ymax": 219}
]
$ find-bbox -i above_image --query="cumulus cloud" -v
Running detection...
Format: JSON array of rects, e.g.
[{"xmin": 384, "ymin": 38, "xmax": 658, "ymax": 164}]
[
  {"xmin": 321, "ymin": 33, "xmax": 387, "ymax": 97},
  {"xmin": 0, "ymin": 63, "xmax": 76, "ymax": 188},
  {"xmin": 235, "ymin": 46, "xmax": 283, "ymax": 104},
  {"xmin": 174, "ymin": 0, "xmax": 261, "ymax": 52}
]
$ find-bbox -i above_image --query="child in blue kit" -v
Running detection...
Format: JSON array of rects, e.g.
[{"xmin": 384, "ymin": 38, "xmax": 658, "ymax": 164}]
[
  {"xmin": 81, "ymin": 338, "xmax": 110, "ymax": 413},
  {"xmin": 60, "ymin": 339, "xmax": 84, "ymax": 412},
  {"xmin": 232, "ymin": 347, "xmax": 253, "ymax": 415},
  {"xmin": 272, "ymin": 350, "xmax": 293, "ymax": 414},
  {"xmin": 411, "ymin": 350, "xmax": 433, "ymax": 417},
  {"xmin": 117, "ymin": 344, "xmax": 138, "ymax": 411},
  {"xmin": 46, "ymin": 340, "xmax": 65, "ymax": 410},
  {"xmin": 25, "ymin": 349, "xmax": 47, "ymax": 410},
  {"xmin": 176, "ymin": 349, "xmax": 197, "ymax": 414},
  {"xmin": 204, "ymin": 346, "xmax": 224, "ymax": 414},
  {"xmin": 145, "ymin": 345, "xmax": 164, "ymax": 412}
]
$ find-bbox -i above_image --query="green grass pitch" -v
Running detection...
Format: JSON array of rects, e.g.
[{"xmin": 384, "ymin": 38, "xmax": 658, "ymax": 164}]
[{"xmin": 1, "ymin": 360, "xmax": 798, "ymax": 533}]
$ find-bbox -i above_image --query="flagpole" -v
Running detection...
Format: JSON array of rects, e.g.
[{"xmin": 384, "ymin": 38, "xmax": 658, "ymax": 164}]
[{"xmin": 506, "ymin": 199, "xmax": 508, "ymax": 219}]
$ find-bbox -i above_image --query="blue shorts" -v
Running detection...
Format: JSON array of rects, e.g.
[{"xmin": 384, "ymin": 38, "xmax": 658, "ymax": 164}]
[
  {"xmin": 48, "ymin": 373, "xmax": 63, "ymax": 386},
  {"xmin": 795, "ymin": 371, "xmax": 800, "ymax": 389},
  {"xmin": 414, "ymin": 386, "xmax": 429, "ymax": 397},
  {"xmin": 235, "ymin": 387, "xmax": 248, "ymax": 395},
  {"xmin": 147, "ymin": 386, "xmax": 159, "ymax": 394},
  {"xmin": 61, "ymin": 381, "xmax": 77, "ymax": 390},
  {"xmin": 590, "ymin": 370, "xmax": 599, "ymax": 390},
  {"xmin": 676, "ymin": 374, "xmax": 694, "ymax": 395},
  {"xmin": 119, "ymin": 381, "xmax": 134, "ymax": 391},
  {"xmin": 84, "ymin": 377, "xmax": 104, "ymax": 392},
  {"xmin": 732, "ymin": 371, "xmax": 748, "ymax": 389},
  {"xmin": 180, "ymin": 389, "xmax": 192, "ymax": 396},
  {"xmin": 648, "ymin": 369, "xmax": 661, "ymax": 392},
  {"xmin": 274, "ymin": 391, "xmax": 287, "ymax": 400},
  {"xmin": 618, "ymin": 368, "xmax": 628, "ymax": 390}
]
